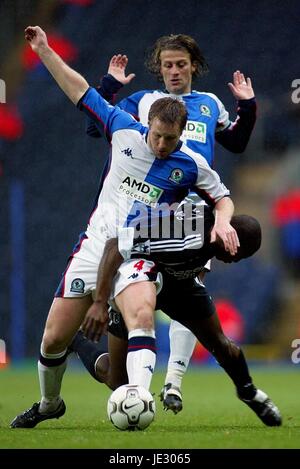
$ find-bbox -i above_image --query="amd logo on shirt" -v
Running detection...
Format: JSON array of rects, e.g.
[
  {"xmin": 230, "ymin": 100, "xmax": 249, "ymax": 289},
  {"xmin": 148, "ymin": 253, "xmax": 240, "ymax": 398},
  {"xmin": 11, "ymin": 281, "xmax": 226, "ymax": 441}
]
[{"xmin": 118, "ymin": 175, "xmax": 163, "ymax": 207}]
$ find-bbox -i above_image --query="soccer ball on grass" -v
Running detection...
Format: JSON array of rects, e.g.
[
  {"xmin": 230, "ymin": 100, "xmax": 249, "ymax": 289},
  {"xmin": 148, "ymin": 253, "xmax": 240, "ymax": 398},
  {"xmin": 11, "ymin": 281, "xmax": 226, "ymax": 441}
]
[{"xmin": 107, "ymin": 384, "xmax": 155, "ymax": 431}]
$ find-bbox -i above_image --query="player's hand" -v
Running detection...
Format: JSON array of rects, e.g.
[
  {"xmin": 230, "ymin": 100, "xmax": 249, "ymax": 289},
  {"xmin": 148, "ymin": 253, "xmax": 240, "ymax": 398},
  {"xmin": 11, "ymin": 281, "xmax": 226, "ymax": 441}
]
[
  {"xmin": 24, "ymin": 26, "xmax": 48, "ymax": 53},
  {"xmin": 107, "ymin": 54, "xmax": 136, "ymax": 85},
  {"xmin": 81, "ymin": 301, "xmax": 109, "ymax": 342},
  {"xmin": 228, "ymin": 70, "xmax": 254, "ymax": 100},
  {"xmin": 210, "ymin": 222, "xmax": 240, "ymax": 256}
]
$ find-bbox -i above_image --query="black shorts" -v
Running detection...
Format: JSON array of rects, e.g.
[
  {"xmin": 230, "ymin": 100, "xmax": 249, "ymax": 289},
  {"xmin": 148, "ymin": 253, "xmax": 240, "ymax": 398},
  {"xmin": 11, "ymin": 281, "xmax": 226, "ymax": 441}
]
[
  {"xmin": 157, "ymin": 276, "xmax": 216, "ymax": 322},
  {"xmin": 108, "ymin": 308, "xmax": 128, "ymax": 340}
]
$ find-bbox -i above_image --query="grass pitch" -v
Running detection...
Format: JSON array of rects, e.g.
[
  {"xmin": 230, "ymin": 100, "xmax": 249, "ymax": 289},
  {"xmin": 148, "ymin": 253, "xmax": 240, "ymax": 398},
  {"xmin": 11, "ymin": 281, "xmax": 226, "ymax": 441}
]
[{"xmin": 0, "ymin": 363, "xmax": 299, "ymax": 449}]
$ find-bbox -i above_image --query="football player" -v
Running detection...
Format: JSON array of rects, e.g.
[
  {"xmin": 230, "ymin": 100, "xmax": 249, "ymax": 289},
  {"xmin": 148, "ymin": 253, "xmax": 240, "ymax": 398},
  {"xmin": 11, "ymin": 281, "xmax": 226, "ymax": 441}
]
[
  {"xmin": 85, "ymin": 34, "xmax": 256, "ymax": 412},
  {"xmin": 10, "ymin": 26, "xmax": 237, "ymax": 428},
  {"xmin": 70, "ymin": 204, "xmax": 282, "ymax": 427}
]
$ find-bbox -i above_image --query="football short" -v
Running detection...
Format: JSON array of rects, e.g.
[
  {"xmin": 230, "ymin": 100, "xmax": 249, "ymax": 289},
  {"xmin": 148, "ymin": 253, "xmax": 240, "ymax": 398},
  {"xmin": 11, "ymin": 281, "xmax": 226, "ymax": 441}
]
[
  {"xmin": 109, "ymin": 258, "xmax": 162, "ymax": 311},
  {"xmin": 108, "ymin": 308, "xmax": 128, "ymax": 340},
  {"xmin": 157, "ymin": 276, "xmax": 216, "ymax": 322},
  {"xmin": 55, "ymin": 233, "xmax": 162, "ymax": 303},
  {"xmin": 55, "ymin": 232, "xmax": 104, "ymax": 298}
]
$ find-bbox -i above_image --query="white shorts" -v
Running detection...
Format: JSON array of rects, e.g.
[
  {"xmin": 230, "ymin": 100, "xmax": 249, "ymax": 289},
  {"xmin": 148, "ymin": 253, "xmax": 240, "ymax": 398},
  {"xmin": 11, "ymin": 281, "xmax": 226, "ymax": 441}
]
[
  {"xmin": 55, "ymin": 232, "xmax": 105, "ymax": 298},
  {"xmin": 109, "ymin": 258, "xmax": 162, "ymax": 311},
  {"xmin": 55, "ymin": 233, "xmax": 162, "ymax": 302}
]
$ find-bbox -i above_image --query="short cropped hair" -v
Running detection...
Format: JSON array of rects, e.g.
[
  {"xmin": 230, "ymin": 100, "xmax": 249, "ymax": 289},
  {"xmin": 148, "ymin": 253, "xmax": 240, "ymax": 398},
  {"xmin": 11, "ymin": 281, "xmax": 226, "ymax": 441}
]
[
  {"xmin": 148, "ymin": 97, "xmax": 187, "ymax": 133},
  {"xmin": 231, "ymin": 215, "xmax": 262, "ymax": 258},
  {"xmin": 145, "ymin": 34, "xmax": 209, "ymax": 81}
]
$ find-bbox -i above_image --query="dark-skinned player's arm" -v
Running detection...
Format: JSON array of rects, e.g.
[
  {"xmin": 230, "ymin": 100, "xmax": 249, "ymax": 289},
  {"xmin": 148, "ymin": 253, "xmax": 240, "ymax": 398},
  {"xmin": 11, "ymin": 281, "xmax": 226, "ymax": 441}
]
[{"xmin": 81, "ymin": 238, "xmax": 122, "ymax": 342}]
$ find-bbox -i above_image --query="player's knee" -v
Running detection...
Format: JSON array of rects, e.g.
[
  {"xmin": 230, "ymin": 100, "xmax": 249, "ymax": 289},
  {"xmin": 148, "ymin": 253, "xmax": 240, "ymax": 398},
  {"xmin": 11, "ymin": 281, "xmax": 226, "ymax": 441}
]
[
  {"xmin": 42, "ymin": 329, "xmax": 69, "ymax": 354},
  {"xmin": 128, "ymin": 304, "xmax": 154, "ymax": 330},
  {"xmin": 94, "ymin": 353, "xmax": 110, "ymax": 383}
]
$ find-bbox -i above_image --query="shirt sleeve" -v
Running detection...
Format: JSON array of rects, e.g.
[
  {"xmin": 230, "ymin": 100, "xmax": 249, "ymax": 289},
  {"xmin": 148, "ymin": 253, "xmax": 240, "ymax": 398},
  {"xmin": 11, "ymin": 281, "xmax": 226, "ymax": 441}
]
[
  {"xmin": 192, "ymin": 156, "xmax": 230, "ymax": 207},
  {"xmin": 215, "ymin": 98, "xmax": 257, "ymax": 153},
  {"xmin": 86, "ymin": 75, "xmax": 124, "ymax": 138},
  {"xmin": 78, "ymin": 87, "xmax": 140, "ymax": 142}
]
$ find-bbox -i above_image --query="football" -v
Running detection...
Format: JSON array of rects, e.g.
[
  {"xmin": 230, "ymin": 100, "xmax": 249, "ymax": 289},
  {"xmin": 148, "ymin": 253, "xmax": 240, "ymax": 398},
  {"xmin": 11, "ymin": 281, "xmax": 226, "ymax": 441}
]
[{"xmin": 107, "ymin": 384, "xmax": 156, "ymax": 431}]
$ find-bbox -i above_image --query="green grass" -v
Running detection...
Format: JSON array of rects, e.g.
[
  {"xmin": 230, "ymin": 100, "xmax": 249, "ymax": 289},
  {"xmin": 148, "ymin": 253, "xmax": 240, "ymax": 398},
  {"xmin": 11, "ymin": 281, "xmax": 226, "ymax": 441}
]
[{"xmin": 0, "ymin": 364, "xmax": 299, "ymax": 449}]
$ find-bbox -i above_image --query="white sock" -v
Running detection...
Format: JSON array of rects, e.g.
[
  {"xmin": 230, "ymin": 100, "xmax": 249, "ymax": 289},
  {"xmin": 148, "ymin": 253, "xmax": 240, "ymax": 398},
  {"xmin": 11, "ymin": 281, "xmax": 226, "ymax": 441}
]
[
  {"xmin": 38, "ymin": 347, "xmax": 67, "ymax": 414},
  {"xmin": 165, "ymin": 320, "xmax": 197, "ymax": 389},
  {"xmin": 127, "ymin": 329, "xmax": 156, "ymax": 390}
]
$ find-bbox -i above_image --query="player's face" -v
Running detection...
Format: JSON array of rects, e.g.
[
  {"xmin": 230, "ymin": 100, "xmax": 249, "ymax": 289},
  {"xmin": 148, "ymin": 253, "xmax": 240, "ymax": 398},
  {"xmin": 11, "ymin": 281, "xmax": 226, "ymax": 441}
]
[
  {"xmin": 148, "ymin": 117, "xmax": 181, "ymax": 159},
  {"xmin": 160, "ymin": 49, "xmax": 196, "ymax": 95}
]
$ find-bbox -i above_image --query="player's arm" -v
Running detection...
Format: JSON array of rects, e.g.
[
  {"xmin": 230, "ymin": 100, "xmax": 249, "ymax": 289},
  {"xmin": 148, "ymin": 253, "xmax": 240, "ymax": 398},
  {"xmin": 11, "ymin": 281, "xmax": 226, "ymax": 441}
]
[
  {"xmin": 81, "ymin": 237, "xmax": 123, "ymax": 341},
  {"xmin": 25, "ymin": 26, "xmax": 88, "ymax": 104},
  {"xmin": 210, "ymin": 197, "xmax": 240, "ymax": 256},
  {"xmin": 25, "ymin": 27, "xmax": 138, "ymax": 142},
  {"xmin": 94, "ymin": 237, "xmax": 123, "ymax": 306},
  {"xmin": 82, "ymin": 226, "xmax": 134, "ymax": 340},
  {"xmin": 215, "ymin": 71, "xmax": 256, "ymax": 153},
  {"xmin": 193, "ymin": 158, "xmax": 239, "ymax": 255}
]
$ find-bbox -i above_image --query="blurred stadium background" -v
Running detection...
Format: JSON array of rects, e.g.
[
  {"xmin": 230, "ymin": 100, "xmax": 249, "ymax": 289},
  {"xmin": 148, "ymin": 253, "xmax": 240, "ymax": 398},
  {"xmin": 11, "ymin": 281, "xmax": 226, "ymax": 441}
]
[{"xmin": 1, "ymin": 0, "xmax": 300, "ymax": 368}]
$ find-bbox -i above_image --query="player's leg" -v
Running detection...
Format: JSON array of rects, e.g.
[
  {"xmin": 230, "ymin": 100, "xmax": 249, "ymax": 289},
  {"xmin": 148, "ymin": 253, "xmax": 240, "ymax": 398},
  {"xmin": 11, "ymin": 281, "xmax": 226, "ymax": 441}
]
[
  {"xmin": 40, "ymin": 296, "xmax": 93, "ymax": 408},
  {"xmin": 72, "ymin": 332, "xmax": 127, "ymax": 389},
  {"xmin": 108, "ymin": 258, "xmax": 161, "ymax": 391},
  {"xmin": 68, "ymin": 329, "xmax": 108, "ymax": 383},
  {"xmin": 115, "ymin": 281, "xmax": 157, "ymax": 390},
  {"xmin": 160, "ymin": 320, "xmax": 196, "ymax": 413},
  {"xmin": 10, "ymin": 295, "xmax": 92, "ymax": 428},
  {"xmin": 105, "ymin": 332, "xmax": 128, "ymax": 389},
  {"xmin": 69, "ymin": 305, "xmax": 128, "ymax": 386},
  {"xmin": 10, "ymin": 231, "xmax": 106, "ymax": 428},
  {"xmin": 166, "ymin": 321, "xmax": 197, "ymax": 389},
  {"xmin": 81, "ymin": 311, "xmax": 129, "ymax": 389},
  {"xmin": 175, "ymin": 288, "xmax": 282, "ymax": 426},
  {"xmin": 101, "ymin": 309, "xmax": 128, "ymax": 388},
  {"xmin": 160, "ymin": 272, "xmax": 206, "ymax": 414}
]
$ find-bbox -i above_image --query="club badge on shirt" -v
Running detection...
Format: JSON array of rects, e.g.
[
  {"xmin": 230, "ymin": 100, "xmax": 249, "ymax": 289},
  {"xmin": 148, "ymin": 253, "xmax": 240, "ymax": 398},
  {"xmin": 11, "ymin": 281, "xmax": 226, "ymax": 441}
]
[{"xmin": 169, "ymin": 168, "xmax": 184, "ymax": 184}]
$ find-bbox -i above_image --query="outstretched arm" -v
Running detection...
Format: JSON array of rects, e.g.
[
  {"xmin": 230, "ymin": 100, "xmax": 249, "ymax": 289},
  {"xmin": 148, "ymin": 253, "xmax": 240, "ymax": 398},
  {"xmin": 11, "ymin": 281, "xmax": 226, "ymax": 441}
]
[
  {"xmin": 25, "ymin": 26, "xmax": 88, "ymax": 104},
  {"xmin": 87, "ymin": 54, "xmax": 136, "ymax": 138},
  {"xmin": 228, "ymin": 70, "xmax": 254, "ymax": 100},
  {"xmin": 107, "ymin": 54, "xmax": 136, "ymax": 85},
  {"xmin": 216, "ymin": 70, "xmax": 256, "ymax": 153}
]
